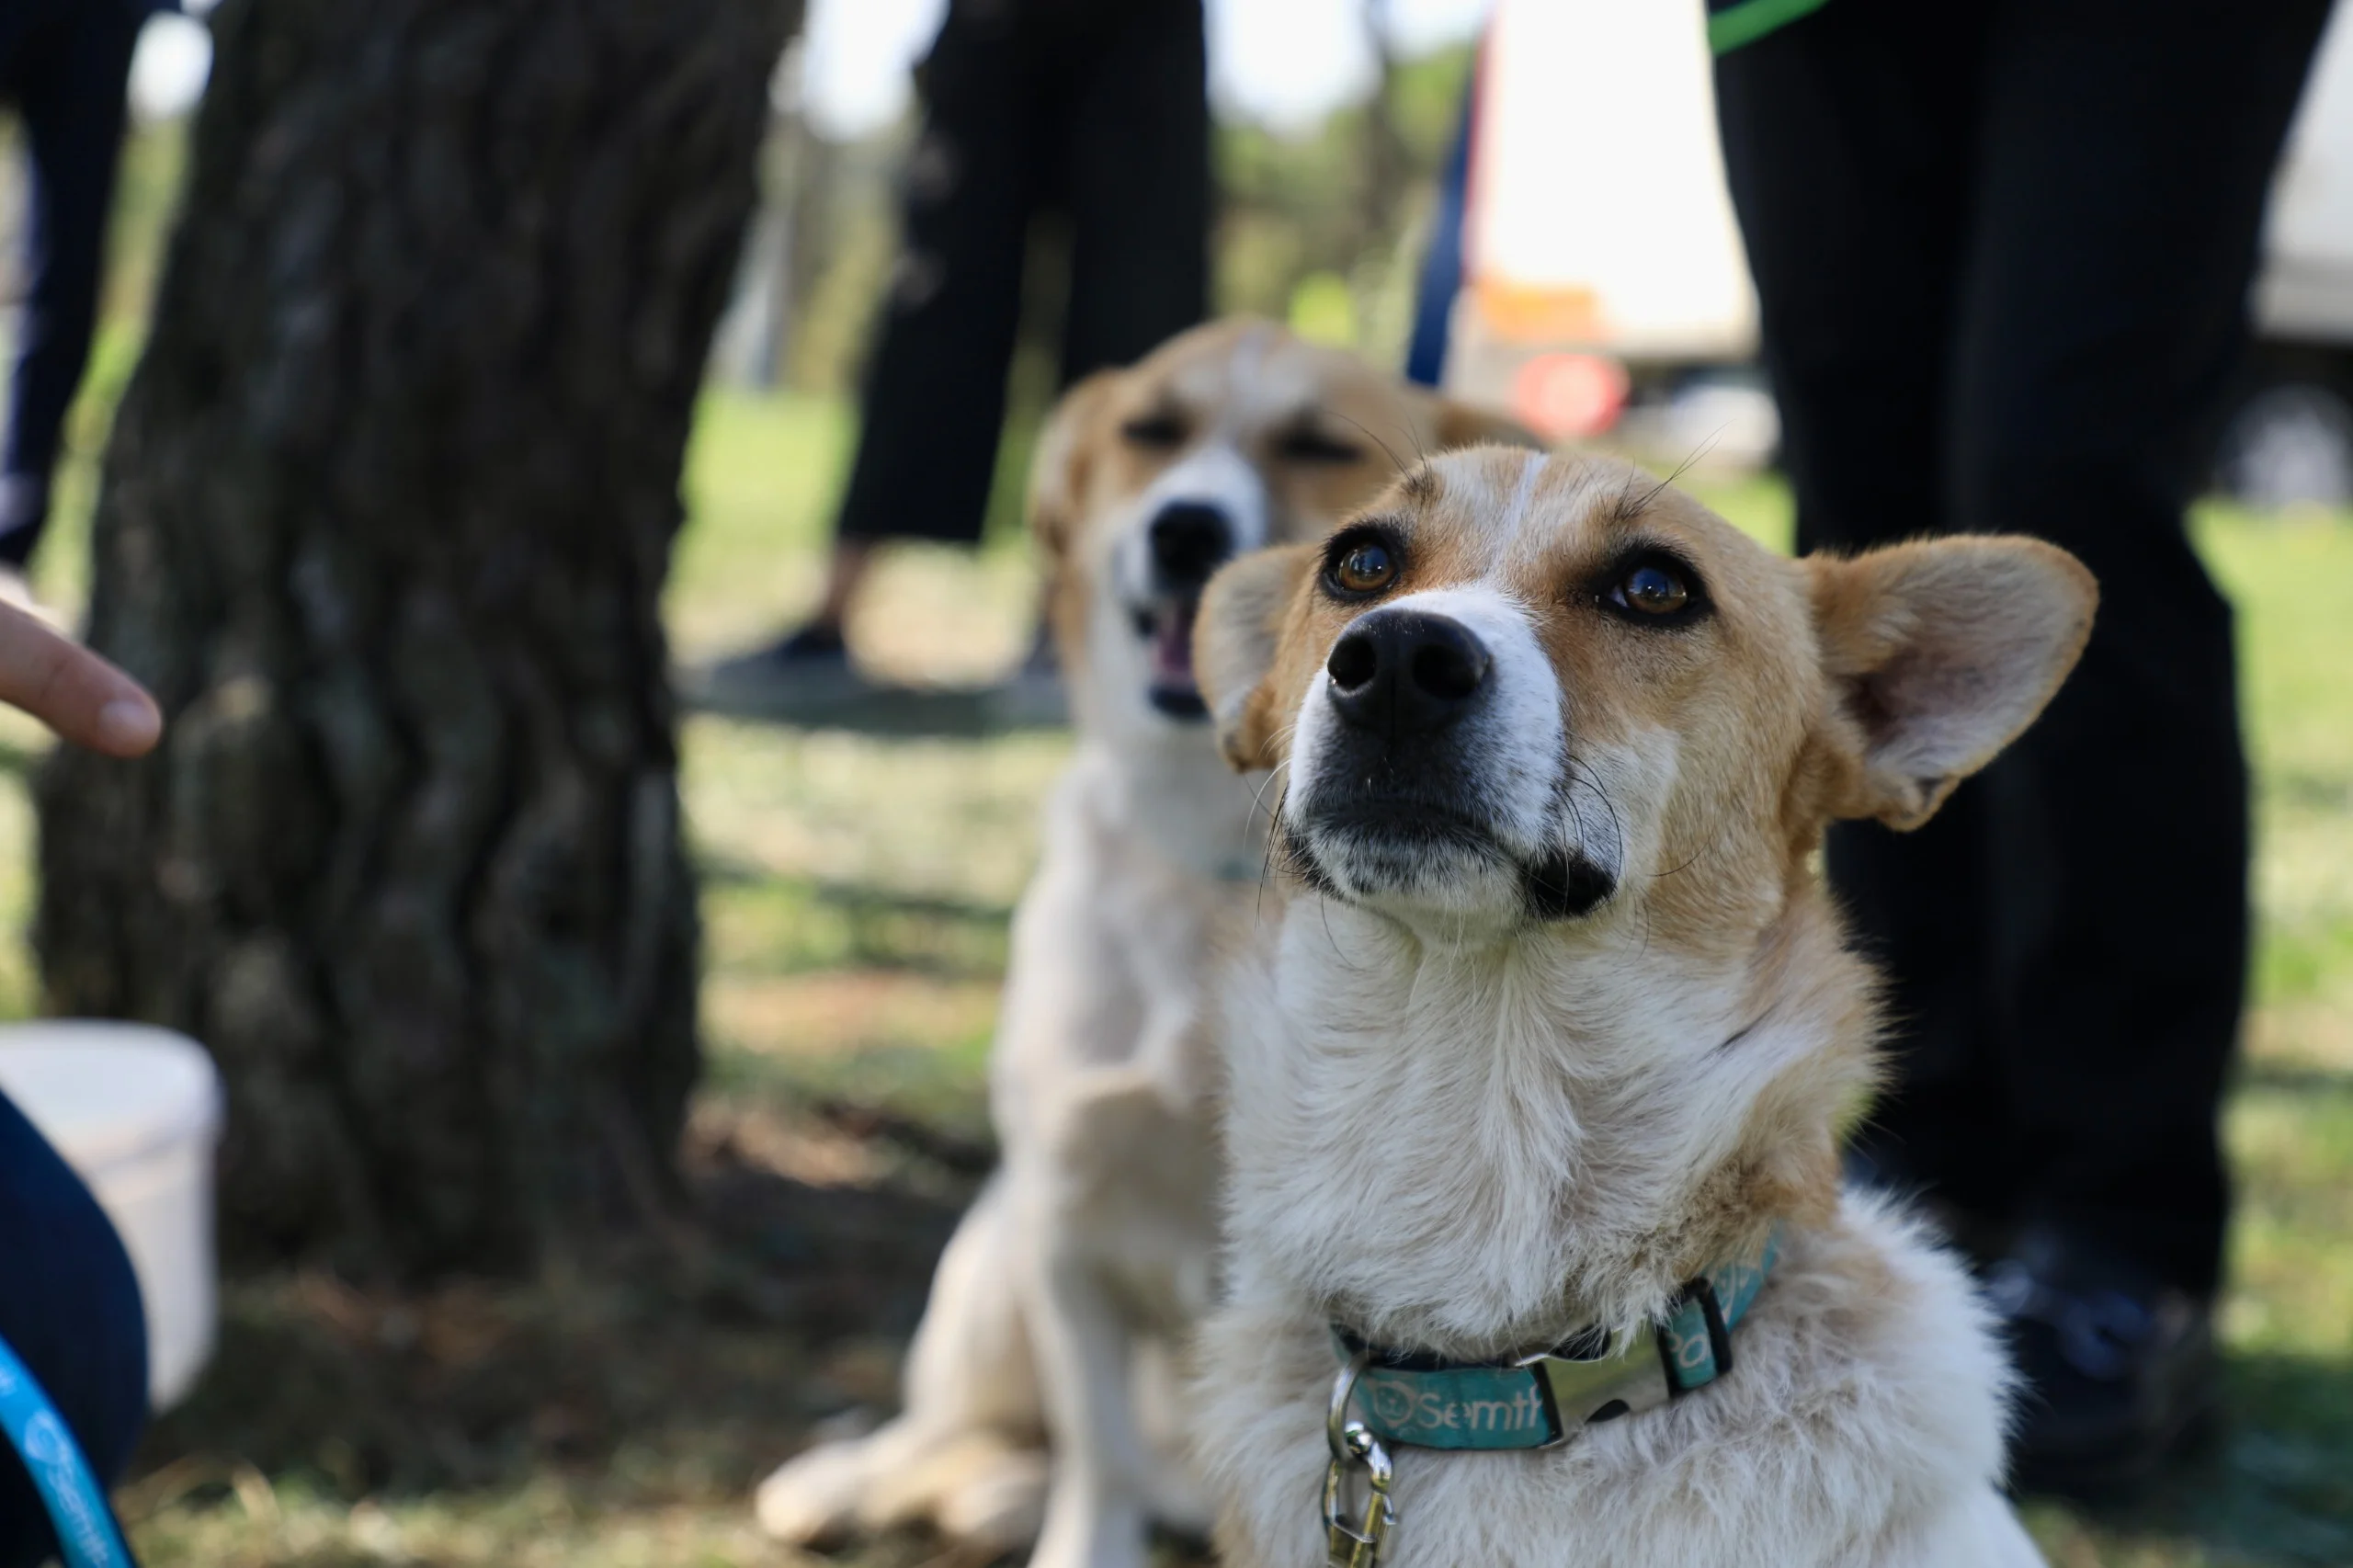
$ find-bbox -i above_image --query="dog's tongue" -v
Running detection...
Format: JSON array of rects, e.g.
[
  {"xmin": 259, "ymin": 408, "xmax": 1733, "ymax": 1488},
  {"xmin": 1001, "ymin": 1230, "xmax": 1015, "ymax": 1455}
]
[{"xmin": 1151, "ymin": 600, "xmax": 1198, "ymax": 687}]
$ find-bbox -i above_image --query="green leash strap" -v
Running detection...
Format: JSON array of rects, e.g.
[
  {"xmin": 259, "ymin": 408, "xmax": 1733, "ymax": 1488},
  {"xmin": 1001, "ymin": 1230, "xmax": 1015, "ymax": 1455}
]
[{"xmin": 1708, "ymin": 0, "xmax": 1834, "ymax": 54}]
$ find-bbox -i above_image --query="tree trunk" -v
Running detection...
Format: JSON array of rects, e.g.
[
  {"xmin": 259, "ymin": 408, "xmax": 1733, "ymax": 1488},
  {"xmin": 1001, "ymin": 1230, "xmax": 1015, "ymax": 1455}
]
[
  {"xmin": 36, "ymin": 0, "xmax": 795, "ymax": 1273},
  {"xmin": 1357, "ymin": 0, "xmax": 1410, "ymax": 240}
]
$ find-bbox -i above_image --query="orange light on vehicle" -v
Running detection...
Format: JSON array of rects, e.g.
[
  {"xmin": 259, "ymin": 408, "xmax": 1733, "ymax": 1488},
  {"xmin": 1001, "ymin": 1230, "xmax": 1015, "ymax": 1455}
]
[{"xmin": 1474, "ymin": 279, "xmax": 1604, "ymax": 344}]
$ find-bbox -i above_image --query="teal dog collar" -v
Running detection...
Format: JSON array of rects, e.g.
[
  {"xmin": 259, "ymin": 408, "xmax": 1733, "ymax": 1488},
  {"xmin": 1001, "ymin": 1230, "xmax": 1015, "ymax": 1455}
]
[{"xmin": 1331, "ymin": 1229, "xmax": 1780, "ymax": 1452}]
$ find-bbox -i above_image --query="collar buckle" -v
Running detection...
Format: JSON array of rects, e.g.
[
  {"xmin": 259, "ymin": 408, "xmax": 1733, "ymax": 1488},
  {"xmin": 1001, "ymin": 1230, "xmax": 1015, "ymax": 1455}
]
[{"xmin": 1523, "ymin": 1322, "xmax": 1674, "ymax": 1442}]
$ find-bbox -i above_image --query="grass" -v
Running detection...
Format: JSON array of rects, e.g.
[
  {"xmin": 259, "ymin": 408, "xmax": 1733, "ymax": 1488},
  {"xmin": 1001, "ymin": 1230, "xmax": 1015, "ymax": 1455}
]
[{"xmin": 0, "ymin": 379, "xmax": 2342, "ymax": 1563}]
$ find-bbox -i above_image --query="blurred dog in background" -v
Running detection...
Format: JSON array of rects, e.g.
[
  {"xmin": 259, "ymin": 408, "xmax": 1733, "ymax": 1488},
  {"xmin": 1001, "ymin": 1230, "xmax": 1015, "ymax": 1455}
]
[{"xmin": 755, "ymin": 321, "xmax": 1531, "ymax": 1568}]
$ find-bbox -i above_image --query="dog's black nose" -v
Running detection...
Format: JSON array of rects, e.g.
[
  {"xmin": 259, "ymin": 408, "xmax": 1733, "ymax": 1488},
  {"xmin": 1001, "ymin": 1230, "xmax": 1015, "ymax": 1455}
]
[
  {"xmin": 1148, "ymin": 503, "xmax": 1233, "ymax": 585},
  {"xmin": 1325, "ymin": 610, "xmax": 1491, "ymax": 734}
]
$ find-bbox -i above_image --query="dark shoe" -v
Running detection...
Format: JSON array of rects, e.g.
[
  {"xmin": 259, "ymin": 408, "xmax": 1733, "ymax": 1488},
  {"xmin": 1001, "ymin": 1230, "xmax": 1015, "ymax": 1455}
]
[
  {"xmin": 681, "ymin": 623, "xmax": 870, "ymax": 717},
  {"xmin": 983, "ymin": 622, "xmax": 1067, "ymax": 729},
  {"xmin": 1988, "ymin": 1227, "xmax": 2221, "ymax": 1502}
]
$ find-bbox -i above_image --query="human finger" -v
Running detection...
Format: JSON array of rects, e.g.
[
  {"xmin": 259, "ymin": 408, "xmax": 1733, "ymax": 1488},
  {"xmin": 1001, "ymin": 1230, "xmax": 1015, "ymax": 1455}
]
[{"xmin": 0, "ymin": 603, "xmax": 162, "ymax": 757}]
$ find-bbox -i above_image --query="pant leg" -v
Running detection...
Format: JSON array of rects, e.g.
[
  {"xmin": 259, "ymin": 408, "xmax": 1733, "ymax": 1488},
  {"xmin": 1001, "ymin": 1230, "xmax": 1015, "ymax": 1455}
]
[
  {"xmin": 1405, "ymin": 80, "xmax": 1474, "ymax": 390},
  {"xmin": 0, "ymin": 2, "xmax": 141, "ymax": 567},
  {"xmin": 1054, "ymin": 0, "xmax": 1208, "ymax": 382},
  {"xmin": 1945, "ymin": 0, "xmax": 2330, "ymax": 1297},
  {"xmin": 0, "ymin": 1090, "xmax": 148, "ymax": 1567},
  {"xmin": 833, "ymin": 0, "xmax": 1045, "ymax": 549},
  {"xmin": 1713, "ymin": 4, "xmax": 2022, "ymax": 1221}
]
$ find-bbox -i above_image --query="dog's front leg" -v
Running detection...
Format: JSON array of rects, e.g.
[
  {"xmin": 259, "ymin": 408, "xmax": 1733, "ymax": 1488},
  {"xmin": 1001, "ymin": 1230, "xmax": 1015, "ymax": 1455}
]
[
  {"xmin": 755, "ymin": 1171, "xmax": 1048, "ymax": 1549},
  {"xmin": 1020, "ymin": 1179, "xmax": 1156, "ymax": 1568}
]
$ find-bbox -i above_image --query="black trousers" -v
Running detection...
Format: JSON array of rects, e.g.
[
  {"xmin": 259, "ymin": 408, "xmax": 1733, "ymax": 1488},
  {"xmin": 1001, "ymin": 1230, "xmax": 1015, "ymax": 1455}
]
[
  {"xmin": 0, "ymin": 0, "xmax": 142, "ymax": 567},
  {"xmin": 835, "ymin": 0, "xmax": 1210, "ymax": 547},
  {"xmin": 1715, "ymin": 0, "xmax": 2330, "ymax": 1297}
]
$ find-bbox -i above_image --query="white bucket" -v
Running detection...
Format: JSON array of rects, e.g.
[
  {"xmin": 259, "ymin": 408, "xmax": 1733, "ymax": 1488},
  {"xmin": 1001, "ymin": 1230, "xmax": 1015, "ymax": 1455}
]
[{"xmin": 0, "ymin": 1022, "xmax": 224, "ymax": 1412}]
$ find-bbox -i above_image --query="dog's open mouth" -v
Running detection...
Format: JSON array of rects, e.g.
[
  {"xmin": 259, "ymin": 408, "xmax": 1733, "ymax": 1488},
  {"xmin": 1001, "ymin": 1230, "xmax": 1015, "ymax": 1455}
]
[{"xmin": 1135, "ymin": 597, "xmax": 1208, "ymax": 719}]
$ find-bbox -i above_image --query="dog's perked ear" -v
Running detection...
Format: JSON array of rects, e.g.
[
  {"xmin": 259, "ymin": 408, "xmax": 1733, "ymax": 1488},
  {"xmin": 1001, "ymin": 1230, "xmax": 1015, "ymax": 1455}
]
[
  {"xmin": 1026, "ymin": 369, "xmax": 1123, "ymax": 562},
  {"xmin": 1196, "ymin": 543, "xmax": 1318, "ymax": 773},
  {"xmin": 1807, "ymin": 536, "xmax": 2097, "ymax": 831}
]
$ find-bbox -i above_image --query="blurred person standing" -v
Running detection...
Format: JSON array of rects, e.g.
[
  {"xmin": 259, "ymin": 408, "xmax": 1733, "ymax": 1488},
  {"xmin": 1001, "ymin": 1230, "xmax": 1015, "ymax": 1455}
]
[
  {"xmin": 1710, "ymin": 0, "xmax": 2330, "ymax": 1496},
  {"xmin": 0, "ymin": 0, "xmax": 174, "ymax": 609},
  {"xmin": 700, "ymin": 0, "xmax": 1211, "ymax": 708}
]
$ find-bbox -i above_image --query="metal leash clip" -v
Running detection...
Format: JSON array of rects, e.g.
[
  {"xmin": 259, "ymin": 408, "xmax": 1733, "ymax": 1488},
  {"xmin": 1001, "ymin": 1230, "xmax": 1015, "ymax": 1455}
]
[{"xmin": 1324, "ymin": 1352, "xmax": 1397, "ymax": 1568}]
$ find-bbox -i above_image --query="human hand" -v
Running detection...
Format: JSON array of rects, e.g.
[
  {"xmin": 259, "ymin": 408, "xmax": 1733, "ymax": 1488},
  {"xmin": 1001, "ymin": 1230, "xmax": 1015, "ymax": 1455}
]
[{"xmin": 0, "ymin": 601, "xmax": 161, "ymax": 757}]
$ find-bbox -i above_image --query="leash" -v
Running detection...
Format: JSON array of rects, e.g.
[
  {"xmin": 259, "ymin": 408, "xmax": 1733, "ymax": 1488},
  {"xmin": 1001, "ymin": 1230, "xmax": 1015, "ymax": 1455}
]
[
  {"xmin": 1322, "ymin": 1227, "xmax": 1779, "ymax": 1567},
  {"xmin": 0, "ymin": 1334, "xmax": 140, "ymax": 1568}
]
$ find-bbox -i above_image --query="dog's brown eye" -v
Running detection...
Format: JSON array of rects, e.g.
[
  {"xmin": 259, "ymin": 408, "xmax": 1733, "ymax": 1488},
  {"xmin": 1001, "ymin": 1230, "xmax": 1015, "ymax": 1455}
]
[
  {"xmin": 1617, "ymin": 563, "xmax": 1689, "ymax": 616},
  {"xmin": 1121, "ymin": 412, "xmax": 1188, "ymax": 449},
  {"xmin": 1331, "ymin": 540, "xmax": 1398, "ymax": 596},
  {"xmin": 1277, "ymin": 427, "xmax": 1365, "ymax": 465}
]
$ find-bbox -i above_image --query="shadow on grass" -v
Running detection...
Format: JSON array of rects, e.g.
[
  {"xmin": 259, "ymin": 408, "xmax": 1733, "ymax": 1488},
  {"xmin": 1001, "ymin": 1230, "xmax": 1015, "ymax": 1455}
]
[
  {"xmin": 678, "ymin": 679, "xmax": 1064, "ymax": 740},
  {"xmin": 125, "ymin": 1131, "xmax": 970, "ymax": 1516},
  {"xmin": 2235, "ymin": 1061, "xmax": 2353, "ymax": 1097},
  {"xmin": 699, "ymin": 856, "xmax": 1017, "ymax": 928},
  {"xmin": 2040, "ymin": 1350, "xmax": 2353, "ymax": 1566},
  {"xmin": 124, "ymin": 1084, "xmax": 2351, "ymax": 1564},
  {"xmin": 700, "ymin": 862, "xmax": 1016, "ymax": 982}
]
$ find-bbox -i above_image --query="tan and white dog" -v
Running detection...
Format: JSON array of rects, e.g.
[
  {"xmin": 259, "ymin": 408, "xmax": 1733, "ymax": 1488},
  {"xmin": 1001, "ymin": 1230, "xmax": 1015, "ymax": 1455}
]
[
  {"xmin": 1188, "ymin": 447, "xmax": 2094, "ymax": 1567},
  {"xmin": 754, "ymin": 322, "xmax": 1529, "ymax": 1568}
]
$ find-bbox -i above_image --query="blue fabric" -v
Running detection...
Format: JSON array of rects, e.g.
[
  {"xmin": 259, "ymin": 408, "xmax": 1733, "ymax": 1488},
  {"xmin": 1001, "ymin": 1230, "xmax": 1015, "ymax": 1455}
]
[
  {"xmin": 0, "ymin": 1090, "xmax": 147, "ymax": 1568},
  {"xmin": 1404, "ymin": 78, "xmax": 1474, "ymax": 389}
]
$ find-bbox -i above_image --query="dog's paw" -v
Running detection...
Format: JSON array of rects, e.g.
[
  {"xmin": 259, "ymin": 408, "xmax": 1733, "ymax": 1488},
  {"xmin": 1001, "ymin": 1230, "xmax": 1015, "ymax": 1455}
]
[
  {"xmin": 930, "ymin": 1440, "xmax": 1049, "ymax": 1550},
  {"xmin": 754, "ymin": 1437, "xmax": 874, "ymax": 1548}
]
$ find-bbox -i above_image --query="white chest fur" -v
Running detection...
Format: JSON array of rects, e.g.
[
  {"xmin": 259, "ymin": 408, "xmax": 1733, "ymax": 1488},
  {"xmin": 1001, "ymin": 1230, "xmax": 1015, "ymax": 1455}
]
[
  {"xmin": 1218, "ymin": 899, "xmax": 1814, "ymax": 1347},
  {"xmin": 1195, "ymin": 896, "xmax": 2040, "ymax": 1568}
]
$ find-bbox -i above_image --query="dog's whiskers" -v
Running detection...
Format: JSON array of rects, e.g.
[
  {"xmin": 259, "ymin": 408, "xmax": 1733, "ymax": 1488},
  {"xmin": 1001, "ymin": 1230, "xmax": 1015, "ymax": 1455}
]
[
  {"xmin": 1246, "ymin": 756, "xmax": 1291, "ymax": 827},
  {"xmin": 1330, "ymin": 408, "xmax": 1417, "ymax": 480},
  {"xmin": 1254, "ymin": 774, "xmax": 1292, "ymax": 926}
]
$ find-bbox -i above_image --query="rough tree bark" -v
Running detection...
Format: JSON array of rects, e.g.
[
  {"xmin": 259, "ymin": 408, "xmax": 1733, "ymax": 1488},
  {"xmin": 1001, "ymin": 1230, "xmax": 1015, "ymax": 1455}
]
[{"xmin": 36, "ymin": 0, "xmax": 798, "ymax": 1273}]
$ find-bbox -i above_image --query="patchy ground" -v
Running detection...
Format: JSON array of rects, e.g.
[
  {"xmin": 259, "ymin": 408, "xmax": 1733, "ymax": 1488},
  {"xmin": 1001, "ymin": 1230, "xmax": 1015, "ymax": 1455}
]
[{"xmin": 0, "ymin": 391, "xmax": 2341, "ymax": 1565}]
